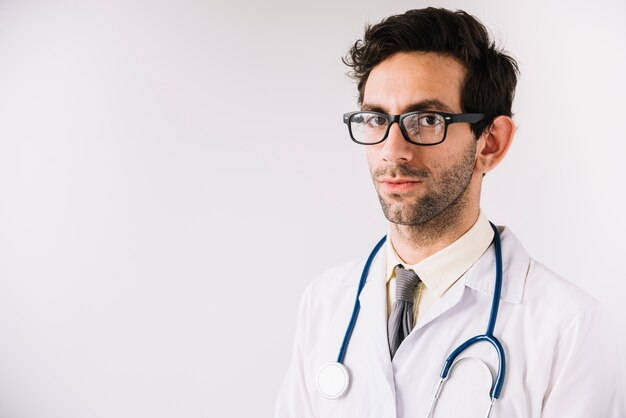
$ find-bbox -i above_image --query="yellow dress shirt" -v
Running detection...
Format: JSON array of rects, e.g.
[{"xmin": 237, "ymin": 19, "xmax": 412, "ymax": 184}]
[{"xmin": 386, "ymin": 211, "xmax": 495, "ymax": 323}]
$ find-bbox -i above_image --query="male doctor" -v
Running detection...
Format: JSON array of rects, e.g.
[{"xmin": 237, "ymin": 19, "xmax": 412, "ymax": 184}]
[{"xmin": 275, "ymin": 8, "xmax": 624, "ymax": 418}]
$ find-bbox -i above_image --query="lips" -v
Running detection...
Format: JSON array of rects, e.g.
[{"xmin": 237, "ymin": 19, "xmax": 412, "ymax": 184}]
[{"xmin": 378, "ymin": 177, "xmax": 421, "ymax": 192}]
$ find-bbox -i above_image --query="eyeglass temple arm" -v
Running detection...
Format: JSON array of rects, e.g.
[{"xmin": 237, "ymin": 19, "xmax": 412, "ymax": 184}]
[{"xmin": 447, "ymin": 113, "xmax": 485, "ymax": 124}]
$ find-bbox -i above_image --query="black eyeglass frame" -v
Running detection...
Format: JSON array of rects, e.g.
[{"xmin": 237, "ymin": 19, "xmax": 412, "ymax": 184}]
[{"xmin": 342, "ymin": 110, "xmax": 485, "ymax": 146}]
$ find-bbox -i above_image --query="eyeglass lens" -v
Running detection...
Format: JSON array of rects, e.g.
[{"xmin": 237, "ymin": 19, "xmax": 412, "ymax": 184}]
[{"xmin": 350, "ymin": 112, "xmax": 446, "ymax": 144}]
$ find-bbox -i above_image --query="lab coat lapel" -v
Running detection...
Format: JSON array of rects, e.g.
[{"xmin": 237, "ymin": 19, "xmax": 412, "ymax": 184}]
[
  {"xmin": 357, "ymin": 242, "xmax": 396, "ymax": 391},
  {"xmin": 413, "ymin": 275, "xmax": 468, "ymax": 331}
]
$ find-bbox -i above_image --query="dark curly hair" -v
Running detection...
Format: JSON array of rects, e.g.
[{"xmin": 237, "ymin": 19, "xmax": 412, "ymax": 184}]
[{"xmin": 343, "ymin": 8, "xmax": 519, "ymax": 138}]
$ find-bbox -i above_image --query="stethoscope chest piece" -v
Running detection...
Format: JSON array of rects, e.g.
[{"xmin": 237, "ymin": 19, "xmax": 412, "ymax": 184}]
[{"xmin": 317, "ymin": 362, "xmax": 350, "ymax": 399}]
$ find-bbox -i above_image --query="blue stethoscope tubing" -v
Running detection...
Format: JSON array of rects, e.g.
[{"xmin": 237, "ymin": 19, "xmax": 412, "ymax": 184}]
[
  {"xmin": 336, "ymin": 233, "xmax": 388, "ymax": 364},
  {"xmin": 439, "ymin": 221, "xmax": 506, "ymax": 400},
  {"xmin": 332, "ymin": 222, "xmax": 506, "ymax": 403}
]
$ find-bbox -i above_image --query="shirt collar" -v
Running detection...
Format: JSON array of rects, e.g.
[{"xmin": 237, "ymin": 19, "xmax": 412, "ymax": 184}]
[{"xmin": 385, "ymin": 211, "xmax": 495, "ymax": 296}]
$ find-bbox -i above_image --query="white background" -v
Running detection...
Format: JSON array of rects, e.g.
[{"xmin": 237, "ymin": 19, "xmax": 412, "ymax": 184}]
[{"xmin": 0, "ymin": 0, "xmax": 625, "ymax": 417}]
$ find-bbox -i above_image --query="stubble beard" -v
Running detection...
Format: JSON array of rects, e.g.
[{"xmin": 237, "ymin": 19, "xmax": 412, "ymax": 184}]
[{"xmin": 373, "ymin": 140, "xmax": 477, "ymax": 237}]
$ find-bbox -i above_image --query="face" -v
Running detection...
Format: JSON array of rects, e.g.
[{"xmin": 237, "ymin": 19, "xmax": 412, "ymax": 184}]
[{"xmin": 362, "ymin": 52, "xmax": 479, "ymax": 226}]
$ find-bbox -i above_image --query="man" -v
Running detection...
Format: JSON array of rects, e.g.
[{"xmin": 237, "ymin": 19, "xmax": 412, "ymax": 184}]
[{"xmin": 275, "ymin": 8, "xmax": 624, "ymax": 418}]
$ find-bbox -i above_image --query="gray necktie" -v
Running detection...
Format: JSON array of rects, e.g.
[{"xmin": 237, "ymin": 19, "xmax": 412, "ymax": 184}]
[{"xmin": 388, "ymin": 265, "xmax": 421, "ymax": 358}]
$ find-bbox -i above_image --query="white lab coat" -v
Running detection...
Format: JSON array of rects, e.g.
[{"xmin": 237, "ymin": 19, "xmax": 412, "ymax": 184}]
[{"xmin": 275, "ymin": 226, "xmax": 625, "ymax": 417}]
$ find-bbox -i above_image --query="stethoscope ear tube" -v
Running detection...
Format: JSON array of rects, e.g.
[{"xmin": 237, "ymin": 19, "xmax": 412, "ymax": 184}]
[
  {"xmin": 487, "ymin": 222, "xmax": 503, "ymax": 337},
  {"xmin": 488, "ymin": 222, "xmax": 506, "ymax": 399}
]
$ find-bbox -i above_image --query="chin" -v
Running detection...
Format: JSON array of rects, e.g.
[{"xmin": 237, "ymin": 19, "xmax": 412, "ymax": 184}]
[{"xmin": 381, "ymin": 203, "xmax": 421, "ymax": 225}]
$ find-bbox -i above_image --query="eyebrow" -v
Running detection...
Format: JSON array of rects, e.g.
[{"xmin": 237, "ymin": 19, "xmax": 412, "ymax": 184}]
[{"xmin": 361, "ymin": 99, "xmax": 455, "ymax": 114}]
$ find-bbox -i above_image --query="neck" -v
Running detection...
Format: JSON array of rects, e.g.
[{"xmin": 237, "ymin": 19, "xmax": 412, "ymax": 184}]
[{"xmin": 389, "ymin": 204, "xmax": 480, "ymax": 265}]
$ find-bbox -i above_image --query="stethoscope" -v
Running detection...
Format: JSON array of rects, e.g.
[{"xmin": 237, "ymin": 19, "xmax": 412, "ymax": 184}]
[{"xmin": 316, "ymin": 222, "xmax": 506, "ymax": 418}]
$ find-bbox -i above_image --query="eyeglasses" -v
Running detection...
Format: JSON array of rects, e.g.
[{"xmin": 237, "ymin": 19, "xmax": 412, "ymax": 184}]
[{"xmin": 343, "ymin": 110, "xmax": 485, "ymax": 146}]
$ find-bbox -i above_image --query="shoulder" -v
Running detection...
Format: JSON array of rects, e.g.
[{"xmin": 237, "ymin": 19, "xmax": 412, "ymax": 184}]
[
  {"xmin": 302, "ymin": 259, "xmax": 365, "ymax": 299},
  {"xmin": 502, "ymin": 228, "xmax": 600, "ymax": 317},
  {"xmin": 524, "ymin": 257, "xmax": 601, "ymax": 318},
  {"xmin": 292, "ymin": 259, "xmax": 370, "ymax": 338},
  {"xmin": 495, "ymin": 225, "xmax": 600, "ymax": 317}
]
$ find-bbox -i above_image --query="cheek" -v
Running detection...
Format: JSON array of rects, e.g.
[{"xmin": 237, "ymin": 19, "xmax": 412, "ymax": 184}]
[
  {"xmin": 429, "ymin": 141, "xmax": 477, "ymax": 176},
  {"xmin": 364, "ymin": 147, "xmax": 380, "ymax": 171},
  {"xmin": 470, "ymin": 138, "xmax": 487, "ymax": 171}
]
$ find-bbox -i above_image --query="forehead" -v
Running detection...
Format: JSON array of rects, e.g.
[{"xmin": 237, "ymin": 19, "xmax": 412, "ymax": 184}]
[{"xmin": 362, "ymin": 51, "xmax": 466, "ymax": 113}]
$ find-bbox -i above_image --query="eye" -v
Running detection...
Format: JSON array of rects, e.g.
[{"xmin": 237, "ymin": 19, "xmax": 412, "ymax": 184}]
[
  {"xmin": 418, "ymin": 114, "xmax": 443, "ymax": 128},
  {"xmin": 363, "ymin": 114, "xmax": 387, "ymax": 128}
]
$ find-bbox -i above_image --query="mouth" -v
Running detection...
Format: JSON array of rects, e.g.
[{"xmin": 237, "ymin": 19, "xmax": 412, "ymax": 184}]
[{"xmin": 377, "ymin": 177, "xmax": 422, "ymax": 193}]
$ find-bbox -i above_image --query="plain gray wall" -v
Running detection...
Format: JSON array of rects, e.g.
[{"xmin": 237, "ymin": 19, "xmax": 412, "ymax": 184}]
[{"xmin": 0, "ymin": 0, "xmax": 625, "ymax": 416}]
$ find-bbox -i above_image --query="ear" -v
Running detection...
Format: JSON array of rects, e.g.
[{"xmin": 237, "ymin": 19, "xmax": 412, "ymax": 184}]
[{"xmin": 475, "ymin": 115, "xmax": 515, "ymax": 174}]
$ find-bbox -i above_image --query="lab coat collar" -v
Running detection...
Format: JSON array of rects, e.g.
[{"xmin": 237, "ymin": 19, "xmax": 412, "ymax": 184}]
[{"xmin": 463, "ymin": 225, "xmax": 528, "ymax": 304}]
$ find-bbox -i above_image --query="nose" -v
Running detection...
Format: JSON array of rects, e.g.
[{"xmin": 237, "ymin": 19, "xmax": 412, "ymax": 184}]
[{"xmin": 380, "ymin": 122, "xmax": 414, "ymax": 163}]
